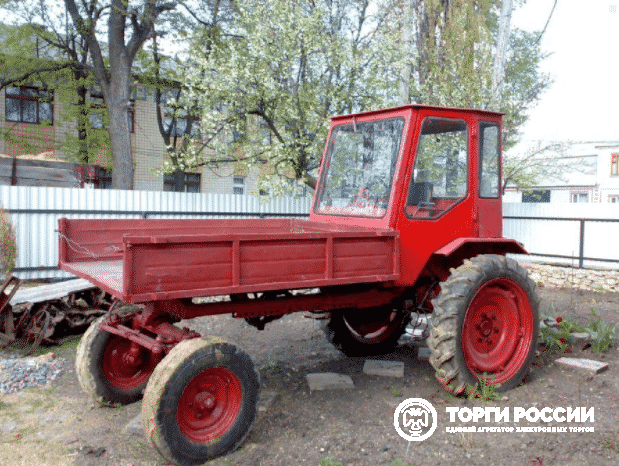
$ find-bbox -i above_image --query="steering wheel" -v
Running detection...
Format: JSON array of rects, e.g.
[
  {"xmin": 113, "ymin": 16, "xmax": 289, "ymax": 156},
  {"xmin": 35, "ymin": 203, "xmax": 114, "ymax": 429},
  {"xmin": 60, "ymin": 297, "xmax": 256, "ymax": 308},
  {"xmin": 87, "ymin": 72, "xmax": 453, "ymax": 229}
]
[{"xmin": 349, "ymin": 186, "xmax": 386, "ymax": 209}]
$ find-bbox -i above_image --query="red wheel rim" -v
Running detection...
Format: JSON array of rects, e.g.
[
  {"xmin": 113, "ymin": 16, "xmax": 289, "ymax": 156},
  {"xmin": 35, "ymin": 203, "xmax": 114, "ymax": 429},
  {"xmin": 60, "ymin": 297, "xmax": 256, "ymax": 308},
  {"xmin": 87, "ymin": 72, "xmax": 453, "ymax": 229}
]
[
  {"xmin": 101, "ymin": 336, "xmax": 155, "ymax": 389},
  {"xmin": 461, "ymin": 278, "xmax": 534, "ymax": 384},
  {"xmin": 177, "ymin": 367, "xmax": 243, "ymax": 443},
  {"xmin": 343, "ymin": 309, "xmax": 400, "ymax": 344}
]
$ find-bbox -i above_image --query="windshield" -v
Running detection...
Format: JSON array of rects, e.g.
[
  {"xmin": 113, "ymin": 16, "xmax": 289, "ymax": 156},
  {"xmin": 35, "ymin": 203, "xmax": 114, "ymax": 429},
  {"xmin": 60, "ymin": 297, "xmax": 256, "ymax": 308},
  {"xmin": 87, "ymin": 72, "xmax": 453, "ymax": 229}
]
[{"xmin": 315, "ymin": 117, "xmax": 405, "ymax": 218}]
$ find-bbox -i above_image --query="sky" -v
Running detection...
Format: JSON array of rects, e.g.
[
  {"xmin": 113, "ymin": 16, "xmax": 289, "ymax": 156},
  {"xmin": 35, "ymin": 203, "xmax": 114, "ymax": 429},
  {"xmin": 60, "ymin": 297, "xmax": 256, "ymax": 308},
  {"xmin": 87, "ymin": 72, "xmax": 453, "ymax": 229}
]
[{"xmin": 511, "ymin": 0, "xmax": 619, "ymax": 147}]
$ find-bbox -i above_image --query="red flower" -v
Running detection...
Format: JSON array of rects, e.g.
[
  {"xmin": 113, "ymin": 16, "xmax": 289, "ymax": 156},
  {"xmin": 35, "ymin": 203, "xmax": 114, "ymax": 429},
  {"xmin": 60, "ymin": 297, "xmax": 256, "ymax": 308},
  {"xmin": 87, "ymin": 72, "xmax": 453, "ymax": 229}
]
[
  {"xmin": 556, "ymin": 317, "xmax": 563, "ymax": 323},
  {"xmin": 560, "ymin": 338, "xmax": 567, "ymax": 344}
]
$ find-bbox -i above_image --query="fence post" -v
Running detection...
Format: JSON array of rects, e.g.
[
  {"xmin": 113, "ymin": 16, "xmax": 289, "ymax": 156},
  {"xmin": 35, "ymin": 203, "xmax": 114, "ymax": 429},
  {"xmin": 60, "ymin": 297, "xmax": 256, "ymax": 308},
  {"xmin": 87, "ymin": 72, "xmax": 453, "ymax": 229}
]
[{"xmin": 579, "ymin": 219, "xmax": 585, "ymax": 268}]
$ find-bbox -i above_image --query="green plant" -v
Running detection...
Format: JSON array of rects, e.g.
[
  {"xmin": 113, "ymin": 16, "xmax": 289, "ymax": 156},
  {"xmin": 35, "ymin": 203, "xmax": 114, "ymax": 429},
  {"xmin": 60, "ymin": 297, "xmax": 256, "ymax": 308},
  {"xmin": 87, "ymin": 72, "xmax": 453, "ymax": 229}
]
[
  {"xmin": 585, "ymin": 312, "xmax": 618, "ymax": 353},
  {"xmin": 390, "ymin": 387, "xmax": 403, "ymax": 398},
  {"xmin": 0, "ymin": 206, "xmax": 17, "ymax": 279},
  {"xmin": 0, "ymin": 400, "xmax": 9, "ymax": 410},
  {"xmin": 319, "ymin": 457, "xmax": 344, "ymax": 466},
  {"xmin": 260, "ymin": 359, "xmax": 284, "ymax": 373},
  {"xmin": 540, "ymin": 317, "xmax": 573, "ymax": 353},
  {"xmin": 387, "ymin": 459, "xmax": 416, "ymax": 466},
  {"xmin": 603, "ymin": 432, "xmax": 619, "ymax": 454},
  {"xmin": 472, "ymin": 373, "xmax": 501, "ymax": 401}
]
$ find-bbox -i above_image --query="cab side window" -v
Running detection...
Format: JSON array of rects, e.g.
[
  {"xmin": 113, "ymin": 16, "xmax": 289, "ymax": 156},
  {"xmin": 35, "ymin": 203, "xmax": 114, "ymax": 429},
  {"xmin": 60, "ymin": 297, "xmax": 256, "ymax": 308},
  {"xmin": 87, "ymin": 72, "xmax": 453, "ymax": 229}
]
[{"xmin": 479, "ymin": 123, "xmax": 500, "ymax": 198}]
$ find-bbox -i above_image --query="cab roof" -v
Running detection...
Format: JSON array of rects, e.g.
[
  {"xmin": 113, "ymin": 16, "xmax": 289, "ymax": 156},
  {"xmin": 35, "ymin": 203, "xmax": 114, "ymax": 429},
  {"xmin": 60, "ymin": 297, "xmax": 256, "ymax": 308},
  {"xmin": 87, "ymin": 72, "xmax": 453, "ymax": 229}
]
[{"xmin": 330, "ymin": 104, "xmax": 503, "ymax": 122}]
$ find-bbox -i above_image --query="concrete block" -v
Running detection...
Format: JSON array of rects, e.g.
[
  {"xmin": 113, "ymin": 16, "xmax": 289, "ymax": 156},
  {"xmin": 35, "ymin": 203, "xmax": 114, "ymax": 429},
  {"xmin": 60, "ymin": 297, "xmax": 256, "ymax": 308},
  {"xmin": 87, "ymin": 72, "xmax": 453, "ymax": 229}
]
[
  {"xmin": 363, "ymin": 360, "xmax": 404, "ymax": 378},
  {"xmin": 306, "ymin": 372, "xmax": 354, "ymax": 391},
  {"xmin": 555, "ymin": 357, "xmax": 608, "ymax": 374}
]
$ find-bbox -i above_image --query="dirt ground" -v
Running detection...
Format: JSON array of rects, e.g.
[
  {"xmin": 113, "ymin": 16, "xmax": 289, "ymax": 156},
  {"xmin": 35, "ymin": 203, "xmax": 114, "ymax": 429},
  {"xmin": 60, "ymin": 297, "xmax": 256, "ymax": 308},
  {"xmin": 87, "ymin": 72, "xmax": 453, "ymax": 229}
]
[{"xmin": 1, "ymin": 285, "xmax": 619, "ymax": 466}]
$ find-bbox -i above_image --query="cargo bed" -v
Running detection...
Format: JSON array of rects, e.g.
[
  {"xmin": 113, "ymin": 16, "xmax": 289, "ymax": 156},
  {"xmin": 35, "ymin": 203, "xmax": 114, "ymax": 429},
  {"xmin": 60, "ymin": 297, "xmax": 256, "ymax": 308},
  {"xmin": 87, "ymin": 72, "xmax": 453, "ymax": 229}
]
[{"xmin": 58, "ymin": 218, "xmax": 399, "ymax": 303}]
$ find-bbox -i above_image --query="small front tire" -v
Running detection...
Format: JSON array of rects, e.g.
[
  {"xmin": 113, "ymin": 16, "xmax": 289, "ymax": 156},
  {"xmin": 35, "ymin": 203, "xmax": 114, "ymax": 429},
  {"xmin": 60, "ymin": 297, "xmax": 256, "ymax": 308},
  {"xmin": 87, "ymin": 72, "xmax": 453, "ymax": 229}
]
[
  {"xmin": 142, "ymin": 337, "xmax": 259, "ymax": 466},
  {"xmin": 75, "ymin": 316, "xmax": 157, "ymax": 406}
]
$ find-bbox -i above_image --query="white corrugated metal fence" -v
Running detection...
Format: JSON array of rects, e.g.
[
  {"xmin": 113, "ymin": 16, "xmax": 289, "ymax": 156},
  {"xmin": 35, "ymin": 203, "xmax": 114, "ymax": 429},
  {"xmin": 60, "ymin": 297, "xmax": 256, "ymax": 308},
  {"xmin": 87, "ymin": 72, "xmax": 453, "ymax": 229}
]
[
  {"xmin": 2, "ymin": 185, "xmax": 618, "ymax": 279},
  {"xmin": 1, "ymin": 186, "xmax": 312, "ymax": 279}
]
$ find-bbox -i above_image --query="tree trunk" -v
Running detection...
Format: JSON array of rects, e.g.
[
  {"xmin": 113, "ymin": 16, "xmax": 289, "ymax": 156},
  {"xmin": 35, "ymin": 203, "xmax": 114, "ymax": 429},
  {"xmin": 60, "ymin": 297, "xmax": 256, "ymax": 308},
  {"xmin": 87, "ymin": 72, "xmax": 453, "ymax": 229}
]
[
  {"xmin": 107, "ymin": 73, "xmax": 134, "ymax": 190},
  {"xmin": 491, "ymin": 0, "xmax": 513, "ymax": 104}
]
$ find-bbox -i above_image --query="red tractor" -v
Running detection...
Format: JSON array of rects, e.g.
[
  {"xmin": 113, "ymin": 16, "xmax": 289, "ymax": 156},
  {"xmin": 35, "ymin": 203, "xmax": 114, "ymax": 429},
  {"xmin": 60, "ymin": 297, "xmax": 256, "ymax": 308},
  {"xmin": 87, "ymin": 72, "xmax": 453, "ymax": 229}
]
[{"xmin": 60, "ymin": 104, "xmax": 539, "ymax": 465}]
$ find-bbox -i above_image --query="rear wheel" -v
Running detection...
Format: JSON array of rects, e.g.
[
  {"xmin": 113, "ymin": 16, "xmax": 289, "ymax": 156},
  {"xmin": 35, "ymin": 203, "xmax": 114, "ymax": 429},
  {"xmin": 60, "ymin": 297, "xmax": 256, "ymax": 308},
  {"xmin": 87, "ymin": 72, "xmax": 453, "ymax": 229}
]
[
  {"xmin": 428, "ymin": 254, "xmax": 539, "ymax": 396},
  {"xmin": 323, "ymin": 307, "xmax": 410, "ymax": 356},
  {"xmin": 142, "ymin": 337, "xmax": 259, "ymax": 466},
  {"xmin": 76, "ymin": 316, "xmax": 158, "ymax": 406}
]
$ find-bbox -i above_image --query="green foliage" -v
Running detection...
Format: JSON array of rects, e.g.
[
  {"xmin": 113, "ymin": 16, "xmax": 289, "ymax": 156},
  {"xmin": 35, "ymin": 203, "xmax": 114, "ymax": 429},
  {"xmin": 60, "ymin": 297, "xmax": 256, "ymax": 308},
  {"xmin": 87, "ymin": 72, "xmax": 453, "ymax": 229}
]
[
  {"xmin": 387, "ymin": 460, "xmax": 416, "ymax": 466},
  {"xmin": 603, "ymin": 432, "xmax": 619, "ymax": 454},
  {"xmin": 318, "ymin": 457, "xmax": 344, "ymax": 466},
  {"xmin": 180, "ymin": 0, "xmax": 396, "ymax": 193},
  {"xmin": 472, "ymin": 373, "xmax": 501, "ymax": 401},
  {"xmin": 260, "ymin": 359, "xmax": 284, "ymax": 374},
  {"xmin": 540, "ymin": 319, "xmax": 573, "ymax": 354},
  {"xmin": 390, "ymin": 387, "xmax": 402, "ymax": 398},
  {"xmin": 0, "ymin": 206, "xmax": 17, "ymax": 280},
  {"xmin": 585, "ymin": 307, "xmax": 618, "ymax": 353}
]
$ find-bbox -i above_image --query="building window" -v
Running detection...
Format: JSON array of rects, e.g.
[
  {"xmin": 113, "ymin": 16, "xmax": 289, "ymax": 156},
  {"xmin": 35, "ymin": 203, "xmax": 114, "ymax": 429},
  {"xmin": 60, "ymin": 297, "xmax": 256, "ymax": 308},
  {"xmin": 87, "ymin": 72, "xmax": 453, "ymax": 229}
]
[
  {"xmin": 571, "ymin": 192, "xmax": 588, "ymax": 203},
  {"xmin": 609, "ymin": 195, "xmax": 619, "ymax": 203},
  {"xmin": 522, "ymin": 189, "xmax": 550, "ymax": 203},
  {"xmin": 89, "ymin": 93, "xmax": 134, "ymax": 133},
  {"xmin": 5, "ymin": 86, "xmax": 53, "ymax": 124},
  {"xmin": 233, "ymin": 176, "xmax": 245, "ymax": 194},
  {"xmin": 612, "ymin": 153, "xmax": 619, "ymax": 177},
  {"xmin": 164, "ymin": 171, "xmax": 201, "ymax": 192},
  {"xmin": 164, "ymin": 107, "xmax": 200, "ymax": 137}
]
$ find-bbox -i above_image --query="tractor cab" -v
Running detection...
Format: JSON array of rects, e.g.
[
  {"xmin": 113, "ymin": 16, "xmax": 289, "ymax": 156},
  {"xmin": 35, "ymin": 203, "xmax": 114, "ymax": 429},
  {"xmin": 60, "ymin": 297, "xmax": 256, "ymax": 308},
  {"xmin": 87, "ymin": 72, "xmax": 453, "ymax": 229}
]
[{"xmin": 311, "ymin": 104, "xmax": 524, "ymax": 285}]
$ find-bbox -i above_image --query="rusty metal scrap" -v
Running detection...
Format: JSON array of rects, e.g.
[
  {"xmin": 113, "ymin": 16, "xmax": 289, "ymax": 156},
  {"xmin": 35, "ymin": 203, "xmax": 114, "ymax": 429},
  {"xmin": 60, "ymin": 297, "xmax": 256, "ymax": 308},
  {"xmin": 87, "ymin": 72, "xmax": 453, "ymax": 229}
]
[{"xmin": 1, "ymin": 278, "xmax": 111, "ymax": 353}]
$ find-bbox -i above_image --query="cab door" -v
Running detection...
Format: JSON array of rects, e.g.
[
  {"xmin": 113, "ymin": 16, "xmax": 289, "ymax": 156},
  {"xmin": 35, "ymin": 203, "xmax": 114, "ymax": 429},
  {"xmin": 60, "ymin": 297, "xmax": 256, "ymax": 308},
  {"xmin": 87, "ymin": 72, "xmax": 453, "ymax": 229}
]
[{"xmin": 476, "ymin": 121, "xmax": 502, "ymax": 238}]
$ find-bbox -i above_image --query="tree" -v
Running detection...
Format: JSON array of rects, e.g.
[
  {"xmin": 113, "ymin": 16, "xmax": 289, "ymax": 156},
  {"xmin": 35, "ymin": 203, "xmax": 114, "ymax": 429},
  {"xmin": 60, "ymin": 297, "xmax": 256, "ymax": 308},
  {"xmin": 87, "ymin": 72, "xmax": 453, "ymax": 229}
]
[
  {"xmin": 64, "ymin": 0, "xmax": 177, "ymax": 189},
  {"xmin": 144, "ymin": 0, "xmax": 235, "ymax": 191},
  {"xmin": 390, "ymin": 0, "xmax": 560, "ymax": 192},
  {"xmin": 174, "ymin": 0, "xmax": 396, "ymax": 193}
]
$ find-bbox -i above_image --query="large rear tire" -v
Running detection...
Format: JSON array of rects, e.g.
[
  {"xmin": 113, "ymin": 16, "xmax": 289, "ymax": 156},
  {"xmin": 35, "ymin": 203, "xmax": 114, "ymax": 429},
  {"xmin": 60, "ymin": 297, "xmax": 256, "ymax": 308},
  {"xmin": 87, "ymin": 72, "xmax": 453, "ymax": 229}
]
[
  {"xmin": 323, "ymin": 307, "xmax": 410, "ymax": 356},
  {"xmin": 142, "ymin": 337, "xmax": 259, "ymax": 466},
  {"xmin": 427, "ymin": 255, "xmax": 539, "ymax": 396},
  {"xmin": 76, "ymin": 316, "xmax": 158, "ymax": 406}
]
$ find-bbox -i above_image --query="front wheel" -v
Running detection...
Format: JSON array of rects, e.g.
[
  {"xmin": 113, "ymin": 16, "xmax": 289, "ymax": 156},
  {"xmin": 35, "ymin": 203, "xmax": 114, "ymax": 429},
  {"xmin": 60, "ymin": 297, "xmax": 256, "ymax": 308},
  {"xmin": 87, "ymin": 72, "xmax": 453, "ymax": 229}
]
[
  {"xmin": 142, "ymin": 337, "xmax": 259, "ymax": 466},
  {"xmin": 76, "ymin": 316, "xmax": 158, "ymax": 406},
  {"xmin": 427, "ymin": 255, "xmax": 540, "ymax": 396}
]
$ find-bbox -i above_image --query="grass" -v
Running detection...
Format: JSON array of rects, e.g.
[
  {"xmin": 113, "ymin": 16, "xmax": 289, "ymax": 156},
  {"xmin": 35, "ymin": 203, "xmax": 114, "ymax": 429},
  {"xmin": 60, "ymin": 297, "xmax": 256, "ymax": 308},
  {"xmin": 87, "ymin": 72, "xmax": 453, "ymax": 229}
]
[
  {"xmin": 472, "ymin": 373, "xmax": 501, "ymax": 401},
  {"xmin": 603, "ymin": 432, "xmax": 619, "ymax": 454},
  {"xmin": 387, "ymin": 460, "xmax": 416, "ymax": 466},
  {"xmin": 318, "ymin": 457, "xmax": 344, "ymax": 466},
  {"xmin": 390, "ymin": 387, "xmax": 402, "ymax": 398},
  {"xmin": 260, "ymin": 359, "xmax": 284, "ymax": 374},
  {"xmin": 1, "ymin": 334, "xmax": 82, "ymax": 357}
]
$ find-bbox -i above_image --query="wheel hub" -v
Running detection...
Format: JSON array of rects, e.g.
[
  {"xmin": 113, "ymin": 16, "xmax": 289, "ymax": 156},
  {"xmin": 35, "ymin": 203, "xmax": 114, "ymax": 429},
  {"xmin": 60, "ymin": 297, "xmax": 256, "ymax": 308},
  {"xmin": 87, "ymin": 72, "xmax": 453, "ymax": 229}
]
[
  {"xmin": 177, "ymin": 367, "xmax": 242, "ymax": 442},
  {"xmin": 461, "ymin": 277, "xmax": 534, "ymax": 384},
  {"xmin": 102, "ymin": 337, "xmax": 155, "ymax": 389},
  {"xmin": 195, "ymin": 392, "xmax": 216, "ymax": 412}
]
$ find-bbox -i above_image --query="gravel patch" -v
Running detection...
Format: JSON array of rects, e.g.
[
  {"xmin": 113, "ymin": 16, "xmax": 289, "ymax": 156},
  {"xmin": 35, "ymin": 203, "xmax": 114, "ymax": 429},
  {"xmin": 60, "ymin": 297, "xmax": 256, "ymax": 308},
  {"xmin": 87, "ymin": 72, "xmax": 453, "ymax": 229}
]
[{"xmin": 0, "ymin": 356, "xmax": 65, "ymax": 394}]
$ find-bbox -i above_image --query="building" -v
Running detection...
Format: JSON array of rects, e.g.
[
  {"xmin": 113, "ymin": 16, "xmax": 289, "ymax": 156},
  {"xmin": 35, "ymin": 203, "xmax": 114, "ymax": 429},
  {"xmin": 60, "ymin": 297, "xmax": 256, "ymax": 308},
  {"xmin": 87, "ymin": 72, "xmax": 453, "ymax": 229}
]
[
  {"xmin": 0, "ymin": 81, "xmax": 271, "ymax": 194},
  {"xmin": 503, "ymin": 141, "xmax": 619, "ymax": 203}
]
